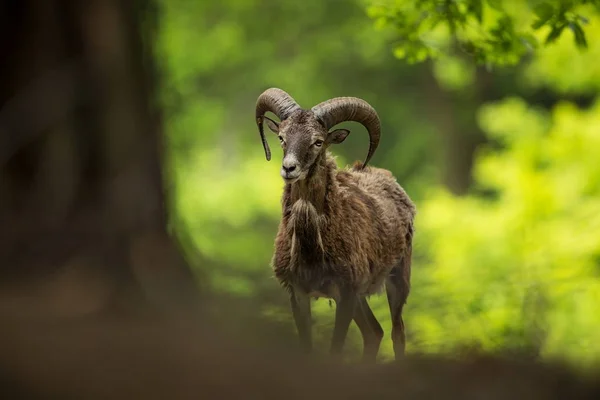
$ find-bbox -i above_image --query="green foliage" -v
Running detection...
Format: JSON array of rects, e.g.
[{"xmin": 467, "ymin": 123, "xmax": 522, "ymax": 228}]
[
  {"xmin": 399, "ymin": 11, "xmax": 600, "ymax": 364},
  {"xmin": 366, "ymin": 0, "xmax": 600, "ymax": 66},
  {"xmin": 412, "ymin": 98, "xmax": 600, "ymax": 364},
  {"xmin": 524, "ymin": 11, "xmax": 600, "ymax": 92},
  {"xmin": 158, "ymin": 0, "xmax": 600, "ymax": 366}
]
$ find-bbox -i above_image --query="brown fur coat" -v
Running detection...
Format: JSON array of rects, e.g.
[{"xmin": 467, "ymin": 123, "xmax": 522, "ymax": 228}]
[{"xmin": 271, "ymin": 152, "xmax": 416, "ymax": 300}]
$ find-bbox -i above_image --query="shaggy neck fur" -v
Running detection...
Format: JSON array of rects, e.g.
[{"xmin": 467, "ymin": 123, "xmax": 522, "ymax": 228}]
[
  {"xmin": 284, "ymin": 152, "xmax": 337, "ymax": 267},
  {"xmin": 288, "ymin": 153, "xmax": 334, "ymax": 211}
]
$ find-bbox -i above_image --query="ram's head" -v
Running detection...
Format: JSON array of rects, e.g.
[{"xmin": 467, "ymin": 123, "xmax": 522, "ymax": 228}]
[{"xmin": 255, "ymin": 88, "xmax": 381, "ymax": 184}]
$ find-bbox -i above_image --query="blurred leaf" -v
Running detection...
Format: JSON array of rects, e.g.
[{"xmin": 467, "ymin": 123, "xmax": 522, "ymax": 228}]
[
  {"xmin": 533, "ymin": 2, "xmax": 554, "ymax": 22},
  {"xmin": 487, "ymin": 0, "xmax": 504, "ymax": 11},
  {"xmin": 469, "ymin": 0, "xmax": 484, "ymax": 23},
  {"xmin": 432, "ymin": 55, "xmax": 476, "ymax": 91},
  {"xmin": 570, "ymin": 22, "xmax": 589, "ymax": 48},
  {"xmin": 545, "ymin": 23, "xmax": 566, "ymax": 44},
  {"xmin": 531, "ymin": 18, "xmax": 547, "ymax": 30},
  {"xmin": 520, "ymin": 33, "xmax": 540, "ymax": 49}
]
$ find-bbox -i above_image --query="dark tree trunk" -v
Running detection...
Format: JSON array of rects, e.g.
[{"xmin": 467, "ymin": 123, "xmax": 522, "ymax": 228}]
[
  {"xmin": 422, "ymin": 65, "xmax": 492, "ymax": 196},
  {"xmin": 0, "ymin": 0, "xmax": 198, "ymax": 316}
]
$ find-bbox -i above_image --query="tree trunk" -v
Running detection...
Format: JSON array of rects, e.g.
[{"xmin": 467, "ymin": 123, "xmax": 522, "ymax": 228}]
[
  {"xmin": 422, "ymin": 65, "xmax": 492, "ymax": 195},
  {"xmin": 0, "ymin": 0, "xmax": 198, "ymax": 317}
]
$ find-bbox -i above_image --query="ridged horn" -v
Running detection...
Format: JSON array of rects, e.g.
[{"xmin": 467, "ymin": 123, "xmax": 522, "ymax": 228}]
[
  {"xmin": 311, "ymin": 97, "xmax": 380, "ymax": 168},
  {"xmin": 255, "ymin": 88, "xmax": 301, "ymax": 161}
]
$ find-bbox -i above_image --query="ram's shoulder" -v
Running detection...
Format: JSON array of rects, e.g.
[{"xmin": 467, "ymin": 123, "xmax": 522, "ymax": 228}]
[{"xmin": 348, "ymin": 161, "xmax": 391, "ymax": 177}]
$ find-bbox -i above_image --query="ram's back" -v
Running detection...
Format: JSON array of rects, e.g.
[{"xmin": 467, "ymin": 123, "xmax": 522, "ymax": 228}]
[
  {"xmin": 348, "ymin": 161, "xmax": 416, "ymax": 237},
  {"xmin": 321, "ymin": 163, "xmax": 415, "ymax": 294}
]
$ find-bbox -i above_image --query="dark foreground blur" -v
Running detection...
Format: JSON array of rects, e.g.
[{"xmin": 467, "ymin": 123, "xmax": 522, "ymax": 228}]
[
  {"xmin": 1, "ymin": 294, "xmax": 600, "ymax": 400},
  {"xmin": 1, "ymin": 310, "xmax": 600, "ymax": 399}
]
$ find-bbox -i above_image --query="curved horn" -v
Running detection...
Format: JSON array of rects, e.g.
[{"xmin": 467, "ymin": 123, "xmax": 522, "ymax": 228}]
[
  {"xmin": 311, "ymin": 97, "xmax": 380, "ymax": 168},
  {"xmin": 255, "ymin": 88, "xmax": 301, "ymax": 161}
]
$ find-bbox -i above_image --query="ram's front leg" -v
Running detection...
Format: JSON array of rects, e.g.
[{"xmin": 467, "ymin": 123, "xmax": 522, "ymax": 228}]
[
  {"xmin": 290, "ymin": 288, "xmax": 312, "ymax": 354},
  {"xmin": 330, "ymin": 288, "xmax": 357, "ymax": 357}
]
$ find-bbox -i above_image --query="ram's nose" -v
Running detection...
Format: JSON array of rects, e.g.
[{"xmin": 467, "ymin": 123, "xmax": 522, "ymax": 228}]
[{"xmin": 281, "ymin": 157, "xmax": 300, "ymax": 180}]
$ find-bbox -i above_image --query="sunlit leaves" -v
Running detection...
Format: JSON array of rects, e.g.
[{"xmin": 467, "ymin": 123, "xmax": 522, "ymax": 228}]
[
  {"xmin": 432, "ymin": 55, "xmax": 476, "ymax": 90},
  {"xmin": 531, "ymin": 1, "xmax": 592, "ymax": 48},
  {"xmin": 159, "ymin": 0, "xmax": 600, "ymax": 364},
  {"xmin": 365, "ymin": 0, "xmax": 599, "ymax": 65},
  {"xmin": 523, "ymin": 11, "xmax": 600, "ymax": 92},
  {"xmin": 414, "ymin": 98, "xmax": 600, "ymax": 365},
  {"xmin": 570, "ymin": 20, "xmax": 589, "ymax": 46}
]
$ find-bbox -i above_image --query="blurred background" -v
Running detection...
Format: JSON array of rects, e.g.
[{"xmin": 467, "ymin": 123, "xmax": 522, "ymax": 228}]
[{"xmin": 158, "ymin": 0, "xmax": 600, "ymax": 366}]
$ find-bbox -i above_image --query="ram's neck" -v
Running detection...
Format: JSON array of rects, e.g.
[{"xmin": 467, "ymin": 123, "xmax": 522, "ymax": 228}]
[
  {"xmin": 281, "ymin": 153, "xmax": 336, "ymax": 267},
  {"xmin": 288, "ymin": 153, "xmax": 335, "ymax": 213}
]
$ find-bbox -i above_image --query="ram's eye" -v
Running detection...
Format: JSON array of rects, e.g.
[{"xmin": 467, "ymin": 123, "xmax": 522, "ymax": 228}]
[
  {"xmin": 314, "ymin": 140, "xmax": 324, "ymax": 147},
  {"xmin": 278, "ymin": 136, "xmax": 285, "ymax": 145}
]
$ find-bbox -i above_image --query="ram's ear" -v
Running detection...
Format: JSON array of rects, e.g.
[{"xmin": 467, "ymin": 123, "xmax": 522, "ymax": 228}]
[
  {"xmin": 263, "ymin": 116, "xmax": 279, "ymax": 133},
  {"xmin": 326, "ymin": 128, "xmax": 350, "ymax": 144}
]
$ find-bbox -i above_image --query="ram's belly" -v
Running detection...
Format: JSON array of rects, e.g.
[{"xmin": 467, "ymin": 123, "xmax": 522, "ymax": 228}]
[
  {"xmin": 294, "ymin": 271, "xmax": 341, "ymax": 300},
  {"xmin": 363, "ymin": 272, "xmax": 389, "ymax": 297},
  {"xmin": 307, "ymin": 288, "xmax": 339, "ymax": 299},
  {"xmin": 293, "ymin": 263, "xmax": 390, "ymax": 300},
  {"xmin": 303, "ymin": 278, "xmax": 387, "ymax": 299}
]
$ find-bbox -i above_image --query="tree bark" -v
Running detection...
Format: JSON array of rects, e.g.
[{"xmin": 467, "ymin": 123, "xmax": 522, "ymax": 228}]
[
  {"xmin": 422, "ymin": 65, "xmax": 492, "ymax": 196},
  {"xmin": 0, "ymin": 0, "xmax": 198, "ymax": 316}
]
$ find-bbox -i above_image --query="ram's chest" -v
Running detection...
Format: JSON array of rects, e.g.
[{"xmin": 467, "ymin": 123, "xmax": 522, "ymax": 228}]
[
  {"xmin": 273, "ymin": 199, "xmax": 342, "ymax": 298},
  {"xmin": 289, "ymin": 201, "xmax": 325, "ymax": 264}
]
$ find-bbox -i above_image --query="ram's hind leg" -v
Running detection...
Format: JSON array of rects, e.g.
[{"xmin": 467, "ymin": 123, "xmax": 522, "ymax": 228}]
[
  {"xmin": 386, "ymin": 252, "xmax": 411, "ymax": 360},
  {"xmin": 353, "ymin": 297, "xmax": 384, "ymax": 363}
]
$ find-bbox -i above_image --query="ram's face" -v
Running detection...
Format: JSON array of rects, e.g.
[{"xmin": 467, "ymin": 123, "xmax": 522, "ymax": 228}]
[{"xmin": 264, "ymin": 110, "xmax": 349, "ymax": 184}]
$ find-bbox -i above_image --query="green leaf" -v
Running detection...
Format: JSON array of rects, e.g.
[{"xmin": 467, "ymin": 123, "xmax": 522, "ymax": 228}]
[
  {"xmin": 520, "ymin": 33, "xmax": 540, "ymax": 50},
  {"xmin": 531, "ymin": 3, "xmax": 554, "ymax": 30},
  {"xmin": 545, "ymin": 23, "xmax": 566, "ymax": 44},
  {"xmin": 469, "ymin": 0, "xmax": 484, "ymax": 23},
  {"xmin": 393, "ymin": 46, "xmax": 407, "ymax": 59},
  {"xmin": 487, "ymin": 0, "xmax": 503, "ymax": 11},
  {"xmin": 531, "ymin": 18, "xmax": 547, "ymax": 29},
  {"xmin": 569, "ymin": 22, "xmax": 588, "ymax": 48},
  {"xmin": 577, "ymin": 15, "xmax": 589, "ymax": 25},
  {"xmin": 533, "ymin": 2, "xmax": 554, "ymax": 21}
]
